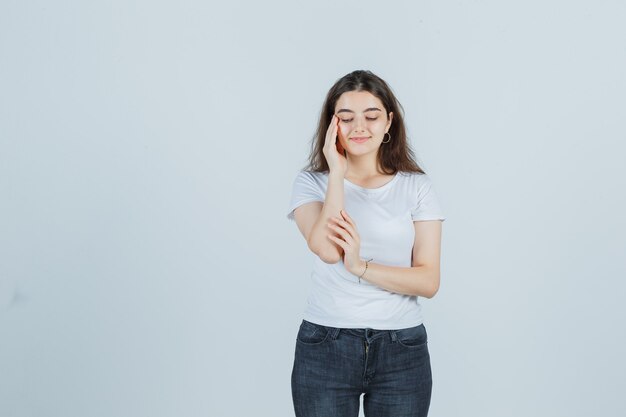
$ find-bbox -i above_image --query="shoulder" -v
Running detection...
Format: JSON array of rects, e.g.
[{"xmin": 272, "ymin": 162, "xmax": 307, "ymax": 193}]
[
  {"xmin": 290, "ymin": 170, "xmax": 329, "ymax": 195},
  {"xmin": 397, "ymin": 171, "xmax": 433, "ymax": 186},
  {"xmin": 293, "ymin": 170, "xmax": 328, "ymax": 184},
  {"xmin": 294, "ymin": 169, "xmax": 326, "ymax": 178},
  {"xmin": 303, "ymin": 169, "xmax": 327, "ymax": 178}
]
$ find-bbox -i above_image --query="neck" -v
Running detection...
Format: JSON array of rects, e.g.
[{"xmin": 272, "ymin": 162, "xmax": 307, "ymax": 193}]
[{"xmin": 345, "ymin": 152, "xmax": 383, "ymax": 179}]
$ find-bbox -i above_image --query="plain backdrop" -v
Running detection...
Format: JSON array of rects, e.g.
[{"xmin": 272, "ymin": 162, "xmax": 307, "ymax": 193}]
[{"xmin": 1, "ymin": 1, "xmax": 625, "ymax": 416}]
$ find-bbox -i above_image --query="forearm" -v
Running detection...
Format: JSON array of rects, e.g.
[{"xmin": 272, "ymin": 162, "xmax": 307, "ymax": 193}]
[
  {"xmin": 307, "ymin": 171, "xmax": 345, "ymax": 263},
  {"xmin": 350, "ymin": 261, "xmax": 439, "ymax": 298}
]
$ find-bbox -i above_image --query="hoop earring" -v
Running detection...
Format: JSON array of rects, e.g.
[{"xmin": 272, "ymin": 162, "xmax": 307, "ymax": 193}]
[{"xmin": 382, "ymin": 132, "xmax": 391, "ymax": 143}]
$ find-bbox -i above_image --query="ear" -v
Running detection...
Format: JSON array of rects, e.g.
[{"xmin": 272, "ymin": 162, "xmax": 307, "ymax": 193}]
[{"xmin": 386, "ymin": 111, "xmax": 393, "ymax": 130}]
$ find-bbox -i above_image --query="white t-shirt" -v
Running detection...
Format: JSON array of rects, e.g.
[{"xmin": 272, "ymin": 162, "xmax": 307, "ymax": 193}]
[{"xmin": 286, "ymin": 170, "xmax": 446, "ymax": 330}]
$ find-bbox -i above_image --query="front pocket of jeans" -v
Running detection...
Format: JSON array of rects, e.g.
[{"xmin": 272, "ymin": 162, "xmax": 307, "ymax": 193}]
[
  {"xmin": 296, "ymin": 320, "xmax": 330, "ymax": 345},
  {"xmin": 394, "ymin": 324, "xmax": 428, "ymax": 348}
]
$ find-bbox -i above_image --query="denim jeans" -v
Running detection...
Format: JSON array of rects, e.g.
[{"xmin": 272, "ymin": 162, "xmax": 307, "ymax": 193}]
[{"xmin": 291, "ymin": 319, "xmax": 432, "ymax": 417}]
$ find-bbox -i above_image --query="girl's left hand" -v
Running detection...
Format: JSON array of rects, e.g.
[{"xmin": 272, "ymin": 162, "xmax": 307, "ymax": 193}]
[{"xmin": 327, "ymin": 210, "xmax": 363, "ymax": 275}]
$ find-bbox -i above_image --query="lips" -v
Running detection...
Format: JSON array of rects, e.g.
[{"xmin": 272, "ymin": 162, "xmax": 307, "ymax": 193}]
[{"xmin": 350, "ymin": 137, "xmax": 370, "ymax": 143}]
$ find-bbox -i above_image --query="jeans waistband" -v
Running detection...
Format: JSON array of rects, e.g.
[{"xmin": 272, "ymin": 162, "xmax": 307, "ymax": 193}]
[{"xmin": 303, "ymin": 320, "xmax": 412, "ymax": 343}]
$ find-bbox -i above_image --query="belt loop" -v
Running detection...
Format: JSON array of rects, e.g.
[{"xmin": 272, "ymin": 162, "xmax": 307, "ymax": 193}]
[
  {"xmin": 390, "ymin": 330, "xmax": 398, "ymax": 342},
  {"xmin": 330, "ymin": 327, "xmax": 341, "ymax": 340}
]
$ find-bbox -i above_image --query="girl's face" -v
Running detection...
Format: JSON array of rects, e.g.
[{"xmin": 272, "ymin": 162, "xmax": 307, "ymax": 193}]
[{"xmin": 334, "ymin": 90, "xmax": 393, "ymax": 156}]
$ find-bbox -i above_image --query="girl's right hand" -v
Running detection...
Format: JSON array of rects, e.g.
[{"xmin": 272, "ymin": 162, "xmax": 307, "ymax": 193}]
[{"xmin": 323, "ymin": 115, "xmax": 348, "ymax": 175}]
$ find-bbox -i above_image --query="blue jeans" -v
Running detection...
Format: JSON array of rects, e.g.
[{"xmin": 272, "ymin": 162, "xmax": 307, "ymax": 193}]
[{"xmin": 291, "ymin": 319, "xmax": 432, "ymax": 417}]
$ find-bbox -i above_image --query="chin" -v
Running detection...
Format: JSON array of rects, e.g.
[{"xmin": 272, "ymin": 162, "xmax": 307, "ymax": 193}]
[
  {"xmin": 347, "ymin": 147, "xmax": 375, "ymax": 156},
  {"xmin": 349, "ymin": 139, "xmax": 375, "ymax": 147}
]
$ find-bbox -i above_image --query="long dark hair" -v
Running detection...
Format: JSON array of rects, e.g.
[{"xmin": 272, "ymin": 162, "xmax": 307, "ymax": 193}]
[{"xmin": 302, "ymin": 70, "xmax": 425, "ymax": 175}]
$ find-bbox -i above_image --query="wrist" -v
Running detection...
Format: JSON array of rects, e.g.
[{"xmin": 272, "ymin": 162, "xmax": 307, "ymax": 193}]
[
  {"xmin": 357, "ymin": 258, "xmax": 373, "ymax": 284},
  {"xmin": 328, "ymin": 170, "xmax": 345, "ymax": 180},
  {"xmin": 352, "ymin": 259, "xmax": 366, "ymax": 276}
]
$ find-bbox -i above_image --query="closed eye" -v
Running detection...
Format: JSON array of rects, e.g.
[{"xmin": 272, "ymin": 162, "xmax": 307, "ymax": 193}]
[{"xmin": 340, "ymin": 117, "xmax": 378, "ymax": 123}]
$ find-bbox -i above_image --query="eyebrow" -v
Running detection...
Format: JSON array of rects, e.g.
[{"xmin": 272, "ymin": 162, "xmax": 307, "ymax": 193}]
[{"xmin": 336, "ymin": 107, "xmax": 382, "ymax": 114}]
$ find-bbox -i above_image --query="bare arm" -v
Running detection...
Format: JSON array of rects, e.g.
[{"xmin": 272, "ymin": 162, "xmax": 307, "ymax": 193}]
[
  {"xmin": 345, "ymin": 220, "xmax": 443, "ymax": 297},
  {"xmin": 293, "ymin": 114, "xmax": 348, "ymax": 264},
  {"xmin": 294, "ymin": 170, "xmax": 345, "ymax": 264}
]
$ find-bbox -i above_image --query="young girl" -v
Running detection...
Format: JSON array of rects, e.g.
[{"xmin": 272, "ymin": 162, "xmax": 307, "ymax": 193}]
[{"xmin": 287, "ymin": 70, "xmax": 446, "ymax": 417}]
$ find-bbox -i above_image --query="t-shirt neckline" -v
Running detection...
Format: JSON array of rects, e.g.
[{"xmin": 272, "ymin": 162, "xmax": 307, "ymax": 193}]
[{"xmin": 343, "ymin": 172, "xmax": 400, "ymax": 193}]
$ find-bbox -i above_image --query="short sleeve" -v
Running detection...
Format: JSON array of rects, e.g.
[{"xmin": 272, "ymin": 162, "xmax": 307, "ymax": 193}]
[
  {"xmin": 411, "ymin": 175, "xmax": 446, "ymax": 222},
  {"xmin": 286, "ymin": 171, "xmax": 325, "ymax": 221}
]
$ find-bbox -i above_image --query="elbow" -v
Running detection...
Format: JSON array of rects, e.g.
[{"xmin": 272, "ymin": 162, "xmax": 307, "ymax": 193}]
[
  {"xmin": 317, "ymin": 246, "xmax": 342, "ymax": 264},
  {"xmin": 418, "ymin": 268, "xmax": 440, "ymax": 299},
  {"xmin": 307, "ymin": 238, "xmax": 342, "ymax": 264},
  {"xmin": 320, "ymin": 253, "xmax": 341, "ymax": 264},
  {"xmin": 427, "ymin": 283, "xmax": 440, "ymax": 299}
]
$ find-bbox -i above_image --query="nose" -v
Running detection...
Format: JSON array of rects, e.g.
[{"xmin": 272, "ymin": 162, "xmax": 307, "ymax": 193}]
[{"xmin": 354, "ymin": 116, "xmax": 366, "ymax": 132}]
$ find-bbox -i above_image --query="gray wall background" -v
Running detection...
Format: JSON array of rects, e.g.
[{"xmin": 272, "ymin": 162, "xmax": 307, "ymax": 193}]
[{"xmin": 1, "ymin": 1, "xmax": 624, "ymax": 416}]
